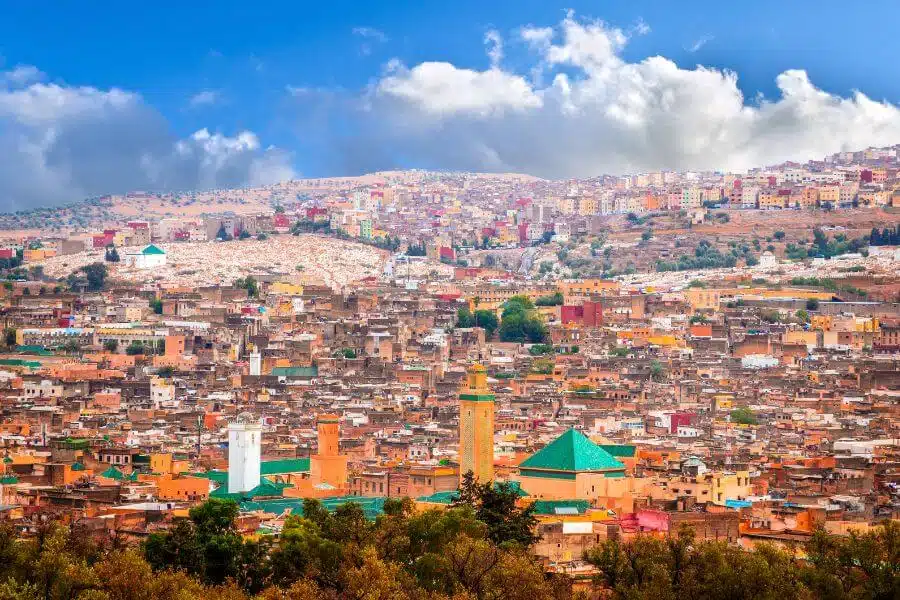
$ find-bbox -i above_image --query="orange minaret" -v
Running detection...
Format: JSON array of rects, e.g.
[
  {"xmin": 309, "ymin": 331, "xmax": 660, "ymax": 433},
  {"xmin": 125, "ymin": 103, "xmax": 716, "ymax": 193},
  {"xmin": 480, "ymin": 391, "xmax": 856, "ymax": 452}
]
[
  {"xmin": 317, "ymin": 414, "xmax": 339, "ymax": 456},
  {"xmin": 458, "ymin": 363, "xmax": 495, "ymax": 483},
  {"xmin": 309, "ymin": 414, "xmax": 348, "ymax": 489}
]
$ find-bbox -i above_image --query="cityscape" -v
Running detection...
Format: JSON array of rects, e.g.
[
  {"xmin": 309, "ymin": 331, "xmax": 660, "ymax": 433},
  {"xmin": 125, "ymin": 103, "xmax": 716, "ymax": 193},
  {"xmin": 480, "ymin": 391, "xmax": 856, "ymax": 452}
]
[{"xmin": 0, "ymin": 3, "xmax": 899, "ymax": 600}]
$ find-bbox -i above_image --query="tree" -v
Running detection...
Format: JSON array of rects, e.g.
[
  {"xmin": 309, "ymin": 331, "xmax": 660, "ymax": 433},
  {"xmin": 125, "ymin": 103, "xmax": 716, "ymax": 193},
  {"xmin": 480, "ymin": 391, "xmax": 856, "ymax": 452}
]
[
  {"xmin": 649, "ymin": 360, "xmax": 665, "ymax": 382},
  {"xmin": 456, "ymin": 307, "xmax": 475, "ymax": 328},
  {"xmin": 81, "ymin": 262, "xmax": 107, "ymax": 291},
  {"xmin": 528, "ymin": 344, "xmax": 554, "ymax": 356},
  {"xmin": 453, "ymin": 472, "xmax": 538, "ymax": 548},
  {"xmin": 104, "ymin": 245, "xmax": 120, "ymax": 262},
  {"xmin": 216, "ymin": 224, "xmax": 233, "ymax": 241},
  {"xmin": 234, "ymin": 276, "xmax": 259, "ymax": 298},
  {"xmin": 499, "ymin": 296, "xmax": 546, "ymax": 343},
  {"xmin": 774, "ymin": 230, "xmax": 785, "ymax": 241},
  {"xmin": 149, "ymin": 298, "xmax": 163, "ymax": 314},
  {"xmin": 730, "ymin": 407, "xmax": 758, "ymax": 425},
  {"xmin": 125, "ymin": 342, "xmax": 146, "ymax": 356},
  {"xmin": 103, "ymin": 339, "xmax": 118, "ymax": 352},
  {"xmin": 475, "ymin": 310, "xmax": 499, "ymax": 339},
  {"xmin": 806, "ymin": 298, "xmax": 820, "ymax": 311},
  {"xmin": 535, "ymin": 292, "xmax": 564, "ymax": 306}
]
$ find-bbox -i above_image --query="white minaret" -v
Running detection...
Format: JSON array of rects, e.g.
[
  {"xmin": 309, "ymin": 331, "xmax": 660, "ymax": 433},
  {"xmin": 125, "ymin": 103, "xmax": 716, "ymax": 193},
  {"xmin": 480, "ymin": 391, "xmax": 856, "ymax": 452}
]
[
  {"xmin": 227, "ymin": 415, "xmax": 261, "ymax": 493},
  {"xmin": 249, "ymin": 347, "xmax": 262, "ymax": 376}
]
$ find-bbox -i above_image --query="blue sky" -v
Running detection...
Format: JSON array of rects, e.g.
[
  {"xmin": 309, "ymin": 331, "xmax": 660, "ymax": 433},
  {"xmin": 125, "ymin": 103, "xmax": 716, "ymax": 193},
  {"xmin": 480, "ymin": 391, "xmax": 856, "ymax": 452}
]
[{"xmin": 2, "ymin": 1, "xmax": 900, "ymax": 208}]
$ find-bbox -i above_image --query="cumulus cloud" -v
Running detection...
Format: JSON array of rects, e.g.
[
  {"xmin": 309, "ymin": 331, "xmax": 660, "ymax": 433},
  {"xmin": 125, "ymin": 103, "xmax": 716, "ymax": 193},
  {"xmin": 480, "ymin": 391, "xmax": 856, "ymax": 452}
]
[
  {"xmin": 188, "ymin": 89, "xmax": 221, "ymax": 107},
  {"xmin": 0, "ymin": 69, "xmax": 294, "ymax": 211},
  {"xmin": 363, "ymin": 13, "xmax": 900, "ymax": 177}
]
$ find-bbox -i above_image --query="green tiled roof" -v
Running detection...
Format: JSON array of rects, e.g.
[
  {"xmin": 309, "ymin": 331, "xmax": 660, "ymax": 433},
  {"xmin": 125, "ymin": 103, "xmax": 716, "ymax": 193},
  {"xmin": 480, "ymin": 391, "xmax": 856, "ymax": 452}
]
[
  {"xmin": 209, "ymin": 477, "xmax": 291, "ymax": 501},
  {"xmin": 100, "ymin": 466, "xmax": 124, "ymax": 480},
  {"xmin": 532, "ymin": 499, "xmax": 590, "ymax": 515},
  {"xmin": 0, "ymin": 475, "xmax": 18, "ymax": 485},
  {"xmin": 271, "ymin": 366, "xmax": 318, "ymax": 377},
  {"xmin": 417, "ymin": 490, "xmax": 459, "ymax": 504},
  {"xmin": 417, "ymin": 481, "xmax": 527, "ymax": 505},
  {"xmin": 240, "ymin": 495, "xmax": 387, "ymax": 520},
  {"xmin": 261, "ymin": 458, "xmax": 310, "ymax": 475},
  {"xmin": 13, "ymin": 346, "xmax": 52, "ymax": 356},
  {"xmin": 71, "ymin": 462, "xmax": 86, "ymax": 471},
  {"xmin": 599, "ymin": 444, "xmax": 636, "ymax": 458},
  {"xmin": 519, "ymin": 429, "xmax": 626, "ymax": 473},
  {"xmin": 197, "ymin": 459, "xmax": 310, "ymax": 493},
  {"xmin": 141, "ymin": 244, "xmax": 166, "ymax": 255},
  {"xmin": 0, "ymin": 358, "xmax": 41, "ymax": 368}
]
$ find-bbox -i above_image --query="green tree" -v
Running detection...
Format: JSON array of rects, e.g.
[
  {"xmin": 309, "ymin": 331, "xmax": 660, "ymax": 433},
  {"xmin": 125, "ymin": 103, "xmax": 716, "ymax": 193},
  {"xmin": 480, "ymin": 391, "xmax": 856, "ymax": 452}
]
[
  {"xmin": 81, "ymin": 262, "xmax": 107, "ymax": 291},
  {"xmin": 452, "ymin": 471, "xmax": 538, "ymax": 548},
  {"xmin": 125, "ymin": 342, "xmax": 146, "ymax": 356},
  {"xmin": 234, "ymin": 277, "xmax": 259, "ymax": 298},
  {"xmin": 104, "ymin": 245, "xmax": 120, "ymax": 262},
  {"xmin": 649, "ymin": 360, "xmax": 665, "ymax": 382},
  {"xmin": 535, "ymin": 292, "xmax": 564, "ymax": 306},
  {"xmin": 730, "ymin": 407, "xmax": 758, "ymax": 425}
]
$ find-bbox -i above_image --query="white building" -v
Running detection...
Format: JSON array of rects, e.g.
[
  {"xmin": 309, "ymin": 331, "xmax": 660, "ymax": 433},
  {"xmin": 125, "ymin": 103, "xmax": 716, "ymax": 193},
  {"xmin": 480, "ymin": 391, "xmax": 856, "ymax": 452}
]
[
  {"xmin": 249, "ymin": 348, "xmax": 262, "ymax": 376},
  {"xmin": 124, "ymin": 244, "xmax": 167, "ymax": 269},
  {"xmin": 227, "ymin": 416, "xmax": 262, "ymax": 493}
]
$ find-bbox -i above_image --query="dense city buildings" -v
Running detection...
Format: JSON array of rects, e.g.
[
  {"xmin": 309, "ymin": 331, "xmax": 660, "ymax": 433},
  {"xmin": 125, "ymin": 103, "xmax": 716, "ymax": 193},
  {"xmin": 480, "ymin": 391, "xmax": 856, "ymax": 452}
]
[{"xmin": 0, "ymin": 145, "xmax": 898, "ymax": 598}]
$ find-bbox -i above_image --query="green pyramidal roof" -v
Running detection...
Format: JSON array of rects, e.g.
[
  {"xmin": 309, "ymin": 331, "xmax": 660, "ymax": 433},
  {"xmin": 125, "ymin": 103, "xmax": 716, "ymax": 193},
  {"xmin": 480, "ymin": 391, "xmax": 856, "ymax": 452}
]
[
  {"xmin": 100, "ymin": 466, "xmax": 124, "ymax": 480},
  {"xmin": 141, "ymin": 244, "xmax": 166, "ymax": 255},
  {"xmin": 520, "ymin": 428, "xmax": 626, "ymax": 473}
]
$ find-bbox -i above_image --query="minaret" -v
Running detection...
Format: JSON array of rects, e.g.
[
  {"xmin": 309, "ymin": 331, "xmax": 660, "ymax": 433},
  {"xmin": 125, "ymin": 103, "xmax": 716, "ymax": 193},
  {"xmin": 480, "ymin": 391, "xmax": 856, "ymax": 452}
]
[
  {"xmin": 249, "ymin": 346, "xmax": 262, "ymax": 376},
  {"xmin": 227, "ymin": 415, "xmax": 262, "ymax": 493},
  {"xmin": 459, "ymin": 363, "xmax": 495, "ymax": 482},
  {"xmin": 310, "ymin": 414, "xmax": 348, "ymax": 489}
]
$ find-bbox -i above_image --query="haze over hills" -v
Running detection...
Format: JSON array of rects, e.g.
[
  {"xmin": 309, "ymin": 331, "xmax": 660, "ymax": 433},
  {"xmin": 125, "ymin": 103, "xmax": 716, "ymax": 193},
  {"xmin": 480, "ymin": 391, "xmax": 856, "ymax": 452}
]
[{"xmin": 0, "ymin": 145, "xmax": 898, "ymax": 233}]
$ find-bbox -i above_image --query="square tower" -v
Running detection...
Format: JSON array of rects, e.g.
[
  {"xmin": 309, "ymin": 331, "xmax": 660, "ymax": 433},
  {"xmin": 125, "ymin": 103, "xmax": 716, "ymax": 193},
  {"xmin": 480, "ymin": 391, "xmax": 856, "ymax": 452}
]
[
  {"xmin": 227, "ymin": 418, "xmax": 261, "ymax": 493},
  {"xmin": 459, "ymin": 363, "xmax": 495, "ymax": 483}
]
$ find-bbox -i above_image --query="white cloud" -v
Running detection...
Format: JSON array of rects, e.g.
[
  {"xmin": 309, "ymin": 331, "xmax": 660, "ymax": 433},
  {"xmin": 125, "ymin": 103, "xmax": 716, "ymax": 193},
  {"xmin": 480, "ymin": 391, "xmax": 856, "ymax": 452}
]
[
  {"xmin": 0, "ymin": 66, "xmax": 294, "ymax": 211},
  {"xmin": 632, "ymin": 18, "xmax": 651, "ymax": 36},
  {"xmin": 686, "ymin": 35, "xmax": 714, "ymax": 53},
  {"xmin": 365, "ymin": 13, "xmax": 900, "ymax": 177},
  {"xmin": 353, "ymin": 26, "xmax": 388, "ymax": 56},
  {"xmin": 1, "ymin": 65, "xmax": 44, "ymax": 86},
  {"xmin": 188, "ymin": 89, "xmax": 221, "ymax": 107},
  {"xmin": 484, "ymin": 30, "xmax": 503, "ymax": 68},
  {"xmin": 352, "ymin": 26, "xmax": 388, "ymax": 43},
  {"xmin": 377, "ymin": 61, "xmax": 541, "ymax": 117}
]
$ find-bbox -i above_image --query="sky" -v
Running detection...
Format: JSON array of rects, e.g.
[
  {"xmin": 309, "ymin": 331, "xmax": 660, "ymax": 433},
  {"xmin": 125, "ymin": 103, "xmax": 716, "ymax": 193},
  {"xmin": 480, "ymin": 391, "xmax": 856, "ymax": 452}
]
[{"xmin": 3, "ymin": 0, "xmax": 900, "ymax": 210}]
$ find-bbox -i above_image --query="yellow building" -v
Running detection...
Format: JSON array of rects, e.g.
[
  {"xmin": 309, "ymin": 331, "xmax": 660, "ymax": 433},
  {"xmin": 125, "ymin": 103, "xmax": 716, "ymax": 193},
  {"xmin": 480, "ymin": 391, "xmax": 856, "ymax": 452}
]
[
  {"xmin": 758, "ymin": 190, "xmax": 785, "ymax": 209},
  {"xmin": 459, "ymin": 364, "xmax": 495, "ymax": 483},
  {"xmin": 684, "ymin": 288, "xmax": 721, "ymax": 311},
  {"xmin": 558, "ymin": 279, "xmax": 620, "ymax": 299},
  {"xmin": 269, "ymin": 281, "xmax": 304, "ymax": 295}
]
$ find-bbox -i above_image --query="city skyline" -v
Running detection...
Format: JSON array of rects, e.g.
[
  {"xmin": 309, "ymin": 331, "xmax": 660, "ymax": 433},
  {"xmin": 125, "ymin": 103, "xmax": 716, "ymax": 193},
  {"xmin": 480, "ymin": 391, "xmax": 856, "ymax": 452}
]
[{"xmin": 3, "ymin": 2, "xmax": 900, "ymax": 209}]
